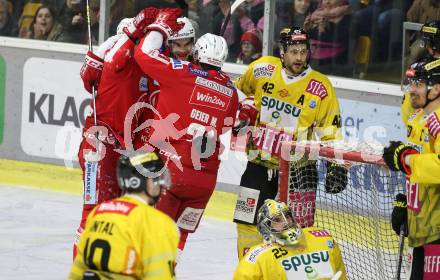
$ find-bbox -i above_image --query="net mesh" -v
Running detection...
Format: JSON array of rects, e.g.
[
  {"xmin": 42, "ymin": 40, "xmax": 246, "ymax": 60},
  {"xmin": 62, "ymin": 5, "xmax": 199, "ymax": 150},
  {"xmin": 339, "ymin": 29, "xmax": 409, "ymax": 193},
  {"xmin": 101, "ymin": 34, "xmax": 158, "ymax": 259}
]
[{"xmin": 279, "ymin": 141, "xmax": 407, "ymax": 280}]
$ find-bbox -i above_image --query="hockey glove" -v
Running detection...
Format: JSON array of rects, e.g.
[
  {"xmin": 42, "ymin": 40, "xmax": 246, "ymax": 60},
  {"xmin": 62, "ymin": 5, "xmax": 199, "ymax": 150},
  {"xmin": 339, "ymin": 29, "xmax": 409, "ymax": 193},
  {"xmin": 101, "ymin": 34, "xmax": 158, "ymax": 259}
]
[
  {"xmin": 325, "ymin": 162, "xmax": 348, "ymax": 194},
  {"xmin": 383, "ymin": 141, "xmax": 418, "ymax": 174},
  {"xmin": 391, "ymin": 193, "xmax": 408, "ymax": 236},
  {"xmin": 80, "ymin": 51, "xmax": 103, "ymax": 93},
  {"xmin": 232, "ymin": 97, "xmax": 258, "ymax": 136},
  {"xmin": 146, "ymin": 8, "xmax": 184, "ymax": 40},
  {"xmin": 123, "ymin": 7, "xmax": 159, "ymax": 40}
]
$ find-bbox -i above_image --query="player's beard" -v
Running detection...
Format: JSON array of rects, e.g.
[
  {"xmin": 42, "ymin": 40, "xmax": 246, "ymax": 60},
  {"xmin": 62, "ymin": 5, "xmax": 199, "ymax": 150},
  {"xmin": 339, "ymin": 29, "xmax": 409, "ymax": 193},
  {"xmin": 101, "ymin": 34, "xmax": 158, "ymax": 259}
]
[
  {"xmin": 285, "ymin": 61, "xmax": 306, "ymax": 76},
  {"xmin": 410, "ymin": 91, "xmax": 426, "ymax": 109},
  {"xmin": 173, "ymin": 51, "xmax": 190, "ymax": 61}
]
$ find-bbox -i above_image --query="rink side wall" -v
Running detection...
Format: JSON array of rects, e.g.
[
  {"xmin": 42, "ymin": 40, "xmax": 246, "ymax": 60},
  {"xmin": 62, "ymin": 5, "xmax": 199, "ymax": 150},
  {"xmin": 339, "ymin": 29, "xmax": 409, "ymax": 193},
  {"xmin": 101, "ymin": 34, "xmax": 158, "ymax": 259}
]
[{"xmin": 0, "ymin": 38, "xmax": 406, "ymax": 195}]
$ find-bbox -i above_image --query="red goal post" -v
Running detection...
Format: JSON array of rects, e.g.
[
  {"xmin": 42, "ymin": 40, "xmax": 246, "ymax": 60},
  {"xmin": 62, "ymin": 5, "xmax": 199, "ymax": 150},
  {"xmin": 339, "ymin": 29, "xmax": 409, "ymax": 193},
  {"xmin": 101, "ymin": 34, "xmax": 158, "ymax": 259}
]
[{"xmin": 278, "ymin": 140, "xmax": 407, "ymax": 280}]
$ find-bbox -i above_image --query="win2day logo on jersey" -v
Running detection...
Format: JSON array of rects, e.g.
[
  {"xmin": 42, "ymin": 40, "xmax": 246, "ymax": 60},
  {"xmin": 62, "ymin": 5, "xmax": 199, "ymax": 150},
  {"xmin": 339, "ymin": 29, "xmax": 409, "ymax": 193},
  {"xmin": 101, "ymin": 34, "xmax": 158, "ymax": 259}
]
[{"xmin": 190, "ymin": 77, "xmax": 232, "ymax": 111}]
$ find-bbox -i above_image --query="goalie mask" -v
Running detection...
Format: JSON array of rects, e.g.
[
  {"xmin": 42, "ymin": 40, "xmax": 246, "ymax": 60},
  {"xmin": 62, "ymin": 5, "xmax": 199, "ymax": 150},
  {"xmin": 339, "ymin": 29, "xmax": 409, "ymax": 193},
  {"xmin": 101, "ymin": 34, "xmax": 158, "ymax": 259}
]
[
  {"xmin": 257, "ymin": 199, "xmax": 302, "ymax": 246},
  {"xmin": 117, "ymin": 151, "xmax": 170, "ymax": 205}
]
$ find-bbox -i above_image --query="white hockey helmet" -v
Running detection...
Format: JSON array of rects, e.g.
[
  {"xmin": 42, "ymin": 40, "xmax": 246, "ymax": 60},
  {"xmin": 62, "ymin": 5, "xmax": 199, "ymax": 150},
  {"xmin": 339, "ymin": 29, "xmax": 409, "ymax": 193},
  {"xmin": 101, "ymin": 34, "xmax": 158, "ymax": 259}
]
[
  {"xmin": 193, "ymin": 33, "xmax": 228, "ymax": 68},
  {"xmin": 169, "ymin": 17, "xmax": 197, "ymax": 41},
  {"xmin": 117, "ymin": 18, "xmax": 133, "ymax": 35}
]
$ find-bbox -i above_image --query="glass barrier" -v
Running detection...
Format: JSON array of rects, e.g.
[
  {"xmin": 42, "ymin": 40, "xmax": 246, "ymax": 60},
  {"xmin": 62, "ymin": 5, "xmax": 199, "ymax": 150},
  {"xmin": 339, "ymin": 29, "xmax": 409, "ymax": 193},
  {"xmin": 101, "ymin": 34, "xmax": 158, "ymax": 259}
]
[
  {"xmin": 269, "ymin": 0, "xmax": 415, "ymax": 84},
  {"xmin": 3, "ymin": 0, "xmax": 435, "ymax": 86}
]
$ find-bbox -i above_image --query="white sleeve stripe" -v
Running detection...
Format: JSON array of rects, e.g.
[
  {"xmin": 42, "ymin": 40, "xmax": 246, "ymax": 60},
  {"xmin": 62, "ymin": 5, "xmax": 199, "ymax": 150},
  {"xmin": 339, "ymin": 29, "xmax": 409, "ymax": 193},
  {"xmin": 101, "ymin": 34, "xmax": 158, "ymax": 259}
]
[
  {"xmin": 97, "ymin": 35, "xmax": 120, "ymax": 59},
  {"xmin": 141, "ymin": 31, "xmax": 164, "ymax": 54},
  {"xmin": 104, "ymin": 35, "xmax": 129, "ymax": 62}
]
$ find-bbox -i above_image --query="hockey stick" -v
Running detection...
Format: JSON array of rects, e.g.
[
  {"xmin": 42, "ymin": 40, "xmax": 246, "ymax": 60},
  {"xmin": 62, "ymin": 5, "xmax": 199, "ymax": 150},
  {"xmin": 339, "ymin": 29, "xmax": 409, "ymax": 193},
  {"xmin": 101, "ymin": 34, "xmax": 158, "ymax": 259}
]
[
  {"xmin": 395, "ymin": 225, "xmax": 405, "ymax": 280},
  {"xmin": 85, "ymin": 0, "xmax": 98, "ymax": 130},
  {"xmin": 220, "ymin": 0, "xmax": 247, "ymax": 36},
  {"xmin": 279, "ymin": 141, "xmax": 386, "ymax": 166},
  {"xmin": 84, "ymin": 0, "xmax": 99, "ymax": 206}
]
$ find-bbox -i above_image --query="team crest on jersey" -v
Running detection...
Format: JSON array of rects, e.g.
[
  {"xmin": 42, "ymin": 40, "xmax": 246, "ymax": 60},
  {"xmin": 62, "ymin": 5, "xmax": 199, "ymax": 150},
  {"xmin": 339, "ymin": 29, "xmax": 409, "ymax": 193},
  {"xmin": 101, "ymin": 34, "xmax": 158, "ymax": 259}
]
[
  {"xmin": 253, "ymin": 63, "xmax": 276, "ymax": 78},
  {"xmin": 139, "ymin": 76, "xmax": 148, "ymax": 92},
  {"xmin": 171, "ymin": 58, "xmax": 183, "ymax": 69},
  {"xmin": 309, "ymin": 100, "xmax": 316, "ymax": 109},
  {"xmin": 305, "ymin": 79, "xmax": 328, "ymax": 99},
  {"xmin": 278, "ymin": 89, "xmax": 290, "ymax": 98},
  {"xmin": 425, "ymin": 131, "xmax": 430, "ymax": 142},
  {"xmin": 327, "ymin": 240, "xmax": 334, "ymax": 249}
]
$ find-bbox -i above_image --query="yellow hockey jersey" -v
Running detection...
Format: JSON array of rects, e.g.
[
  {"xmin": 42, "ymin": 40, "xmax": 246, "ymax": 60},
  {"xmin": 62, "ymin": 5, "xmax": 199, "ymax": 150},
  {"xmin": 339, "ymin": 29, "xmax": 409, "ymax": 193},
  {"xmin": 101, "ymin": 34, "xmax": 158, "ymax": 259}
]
[
  {"xmin": 405, "ymin": 108, "xmax": 440, "ymax": 247},
  {"xmin": 233, "ymin": 227, "xmax": 347, "ymax": 280},
  {"xmin": 401, "ymin": 91, "xmax": 414, "ymax": 126},
  {"xmin": 235, "ymin": 56, "xmax": 342, "ymax": 169},
  {"xmin": 409, "ymin": 153, "xmax": 440, "ymax": 183},
  {"xmin": 69, "ymin": 194, "xmax": 179, "ymax": 280}
]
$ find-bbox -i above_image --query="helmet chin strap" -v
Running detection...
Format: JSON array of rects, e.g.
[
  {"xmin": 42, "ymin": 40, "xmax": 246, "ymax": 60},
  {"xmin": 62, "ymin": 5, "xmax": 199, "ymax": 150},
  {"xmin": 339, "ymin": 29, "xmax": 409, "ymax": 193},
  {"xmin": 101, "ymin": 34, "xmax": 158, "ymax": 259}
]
[{"xmin": 423, "ymin": 86, "xmax": 440, "ymax": 108}]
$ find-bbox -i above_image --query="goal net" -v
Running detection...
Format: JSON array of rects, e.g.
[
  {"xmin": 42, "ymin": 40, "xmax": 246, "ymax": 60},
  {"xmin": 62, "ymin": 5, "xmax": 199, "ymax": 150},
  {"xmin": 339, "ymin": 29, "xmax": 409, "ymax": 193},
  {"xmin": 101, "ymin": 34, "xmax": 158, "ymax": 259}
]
[{"xmin": 278, "ymin": 140, "xmax": 407, "ymax": 280}]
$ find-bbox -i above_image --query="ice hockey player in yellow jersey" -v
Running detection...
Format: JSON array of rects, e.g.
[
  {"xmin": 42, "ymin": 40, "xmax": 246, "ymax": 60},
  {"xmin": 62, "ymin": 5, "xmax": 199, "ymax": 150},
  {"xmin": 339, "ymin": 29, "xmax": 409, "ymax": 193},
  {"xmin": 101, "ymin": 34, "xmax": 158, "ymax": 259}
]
[
  {"xmin": 69, "ymin": 152, "xmax": 179, "ymax": 280},
  {"xmin": 232, "ymin": 26, "xmax": 347, "ymax": 260},
  {"xmin": 384, "ymin": 57, "xmax": 440, "ymax": 279},
  {"xmin": 401, "ymin": 21, "xmax": 440, "ymax": 126},
  {"xmin": 233, "ymin": 199, "xmax": 347, "ymax": 280}
]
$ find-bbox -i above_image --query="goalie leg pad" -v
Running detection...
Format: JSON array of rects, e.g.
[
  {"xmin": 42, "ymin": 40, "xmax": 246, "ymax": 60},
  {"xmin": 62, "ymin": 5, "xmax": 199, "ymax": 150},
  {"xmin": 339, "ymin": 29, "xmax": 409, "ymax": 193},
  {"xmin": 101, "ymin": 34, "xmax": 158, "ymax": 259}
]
[{"xmin": 233, "ymin": 162, "xmax": 278, "ymax": 225}]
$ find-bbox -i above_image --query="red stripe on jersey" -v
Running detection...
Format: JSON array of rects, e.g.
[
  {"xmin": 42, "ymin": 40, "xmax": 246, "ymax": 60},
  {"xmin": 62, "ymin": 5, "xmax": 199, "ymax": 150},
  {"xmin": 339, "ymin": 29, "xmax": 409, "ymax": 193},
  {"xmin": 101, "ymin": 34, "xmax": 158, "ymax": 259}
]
[
  {"xmin": 428, "ymin": 112, "xmax": 440, "ymax": 139},
  {"xmin": 308, "ymin": 229, "xmax": 331, "ymax": 237},
  {"xmin": 94, "ymin": 200, "xmax": 137, "ymax": 216},
  {"xmin": 305, "ymin": 79, "xmax": 328, "ymax": 99}
]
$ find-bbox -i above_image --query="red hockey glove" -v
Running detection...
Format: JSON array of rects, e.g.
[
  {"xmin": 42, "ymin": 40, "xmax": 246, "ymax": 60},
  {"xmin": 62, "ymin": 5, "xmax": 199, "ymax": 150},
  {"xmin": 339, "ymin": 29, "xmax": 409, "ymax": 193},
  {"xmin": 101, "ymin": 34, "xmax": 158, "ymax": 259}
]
[
  {"xmin": 80, "ymin": 51, "xmax": 103, "ymax": 93},
  {"xmin": 123, "ymin": 7, "xmax": 159, "ymax": 40},
  {"xmin": 232, "ymin": 97, "xmax": 258, "ymax": 135},
  {"xmin": 146, "ymin": 8, "xmax": 184, "ymax": 40}
]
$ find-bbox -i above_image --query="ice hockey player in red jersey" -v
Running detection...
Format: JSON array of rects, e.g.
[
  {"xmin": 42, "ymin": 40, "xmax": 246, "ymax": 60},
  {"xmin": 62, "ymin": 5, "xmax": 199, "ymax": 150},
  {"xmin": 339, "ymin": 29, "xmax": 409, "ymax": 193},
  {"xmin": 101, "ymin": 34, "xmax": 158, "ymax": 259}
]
[
  {"xmin": 134, "ymin": 13, "xmax": 239, "ymax": 256},
  {"xmin": 73, "ymin": 7, "xmax": 168, "ymax": 259}
]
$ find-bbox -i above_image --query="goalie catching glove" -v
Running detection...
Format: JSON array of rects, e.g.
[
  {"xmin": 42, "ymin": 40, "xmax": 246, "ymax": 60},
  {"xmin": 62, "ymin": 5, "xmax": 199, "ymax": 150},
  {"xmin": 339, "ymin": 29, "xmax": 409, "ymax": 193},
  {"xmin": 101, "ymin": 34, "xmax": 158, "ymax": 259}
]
[
  {"xmin": 391, "ymin": 193, "xmax": 408, "ymax": 236},
  {"xmin": 325, "ymin": 162, "xmax": 348, "ymax": 194},
  {"xmin": 383, "ymin": 141, "xmax": 418, "ymax": 174}
]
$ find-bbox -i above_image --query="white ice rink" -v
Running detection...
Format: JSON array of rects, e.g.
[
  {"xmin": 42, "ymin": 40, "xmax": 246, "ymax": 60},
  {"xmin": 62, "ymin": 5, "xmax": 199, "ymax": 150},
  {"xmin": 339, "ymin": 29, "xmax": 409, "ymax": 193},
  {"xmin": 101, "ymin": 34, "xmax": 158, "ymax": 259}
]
[{"xmin": 0, "ymin": 185, "xmax": 238, "ymax": 280}]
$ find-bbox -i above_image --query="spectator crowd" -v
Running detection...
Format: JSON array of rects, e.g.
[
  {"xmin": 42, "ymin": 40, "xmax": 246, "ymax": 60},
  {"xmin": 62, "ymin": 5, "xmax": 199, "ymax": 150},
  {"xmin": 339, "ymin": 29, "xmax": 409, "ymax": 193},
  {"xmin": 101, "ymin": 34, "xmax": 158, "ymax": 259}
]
[{"xmin": 1, "ymin": 0, "xmax": 439, "ymax": 79}]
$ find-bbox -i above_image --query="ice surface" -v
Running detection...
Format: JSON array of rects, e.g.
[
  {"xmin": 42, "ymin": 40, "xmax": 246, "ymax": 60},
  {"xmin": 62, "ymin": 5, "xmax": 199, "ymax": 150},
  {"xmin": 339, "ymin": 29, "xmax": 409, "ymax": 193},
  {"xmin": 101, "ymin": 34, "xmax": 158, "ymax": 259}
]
[{"xmin": 0, "ymin": 186, "xmax": 238, "ymax": 280}]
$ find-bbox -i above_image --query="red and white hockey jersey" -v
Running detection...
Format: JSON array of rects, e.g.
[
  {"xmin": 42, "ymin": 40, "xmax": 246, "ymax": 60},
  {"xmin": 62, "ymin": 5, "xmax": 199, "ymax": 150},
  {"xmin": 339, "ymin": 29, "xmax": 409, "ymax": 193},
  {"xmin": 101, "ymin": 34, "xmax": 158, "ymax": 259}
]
[
  {"xmin": 134, "ymin": 32, "xmax": 239, "ymax": 172},
  {"xmin": 84, "ymin": 35, "xmax": 160, "ymax": 147}
]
